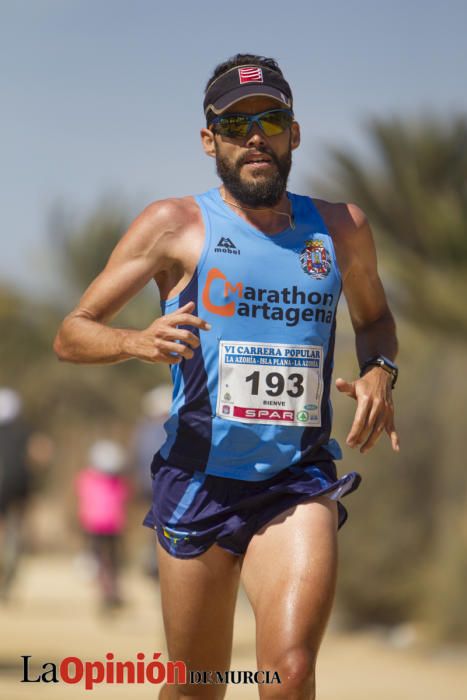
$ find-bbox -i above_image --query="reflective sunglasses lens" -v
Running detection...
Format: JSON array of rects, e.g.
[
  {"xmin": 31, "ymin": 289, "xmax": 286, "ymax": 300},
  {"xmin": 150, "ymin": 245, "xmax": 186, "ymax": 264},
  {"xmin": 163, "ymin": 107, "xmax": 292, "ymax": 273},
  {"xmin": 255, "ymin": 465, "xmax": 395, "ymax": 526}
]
[
  {"xmin": 213, "ymin": 111, "xmax": 292, "ymax": 138},
  {"xmin": 259, "ymin": 111, "xmax": 293, "ymax": 136},
  {"xmin": 215, "ymin": 115, "xmax": 249, "ymax": 137}
]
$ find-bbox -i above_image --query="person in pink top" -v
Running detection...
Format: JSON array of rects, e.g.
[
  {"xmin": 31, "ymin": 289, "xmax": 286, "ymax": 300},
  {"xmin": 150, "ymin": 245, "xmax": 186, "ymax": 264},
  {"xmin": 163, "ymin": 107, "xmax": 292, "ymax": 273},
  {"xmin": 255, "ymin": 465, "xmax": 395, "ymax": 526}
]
[{"xmin": 76, "ymin": 440, "xmax": 130, "ymax": 610}]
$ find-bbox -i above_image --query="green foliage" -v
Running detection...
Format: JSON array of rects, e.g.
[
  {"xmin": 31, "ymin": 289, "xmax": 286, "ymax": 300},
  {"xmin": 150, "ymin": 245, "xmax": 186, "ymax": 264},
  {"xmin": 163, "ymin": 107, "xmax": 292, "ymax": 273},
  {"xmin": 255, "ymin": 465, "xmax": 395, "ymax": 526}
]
[
  {"xmin": 312, "ymin": 116, "xmax": 467, "ymax": 641},
  {"xmin": 0, "ymin": 286, "xmax": 61, "ymax": 417},
  {"xmin": 49, "ymin": 196, "xmax": 130, "ymax": 295},
  {"xmin": 49, "ymin": 195, "xmax": 157, "ymax": 329},
  {"xmin": 1, "ymin": 197, "xmax": 167, "ymax": 434},
  {"xmin": 334, "ymin": 322, "xmax": 439, "ymax": 627},
  {"xmin": 315, "ymin": 115, "xmax": 467, "ymax": 338}
]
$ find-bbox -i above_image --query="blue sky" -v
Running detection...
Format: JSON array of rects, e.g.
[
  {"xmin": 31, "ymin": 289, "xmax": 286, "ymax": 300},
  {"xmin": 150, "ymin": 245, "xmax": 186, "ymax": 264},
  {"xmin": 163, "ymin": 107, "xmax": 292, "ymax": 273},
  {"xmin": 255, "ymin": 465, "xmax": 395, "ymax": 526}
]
[{"xmin": 3, "ymin": 0, "xmax": 466, "ymax": 295}]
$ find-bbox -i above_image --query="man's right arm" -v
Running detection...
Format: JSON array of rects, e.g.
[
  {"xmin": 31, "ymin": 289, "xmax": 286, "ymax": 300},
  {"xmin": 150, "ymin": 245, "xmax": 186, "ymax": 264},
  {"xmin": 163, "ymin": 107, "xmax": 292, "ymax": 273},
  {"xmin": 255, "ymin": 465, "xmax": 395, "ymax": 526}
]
[{"xmin": 53, "ymin": 200, "xmax": 210, "ymax": 365}]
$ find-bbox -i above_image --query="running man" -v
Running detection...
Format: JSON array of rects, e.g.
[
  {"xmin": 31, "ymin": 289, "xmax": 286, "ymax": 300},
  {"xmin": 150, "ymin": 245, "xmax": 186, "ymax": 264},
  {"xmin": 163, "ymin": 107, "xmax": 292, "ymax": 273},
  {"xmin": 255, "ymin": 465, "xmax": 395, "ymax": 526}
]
[{"xmin": 54, "ymin": 54, "xmax": 399, "ymax": 699}]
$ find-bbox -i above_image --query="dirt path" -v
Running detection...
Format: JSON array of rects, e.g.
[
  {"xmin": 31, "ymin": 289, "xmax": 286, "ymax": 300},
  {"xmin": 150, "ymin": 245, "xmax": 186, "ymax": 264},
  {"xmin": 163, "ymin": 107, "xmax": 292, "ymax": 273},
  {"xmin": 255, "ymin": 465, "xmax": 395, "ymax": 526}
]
[{"xmin": 1, "ymin": 555, "xmax": 466, "ymax": 699}]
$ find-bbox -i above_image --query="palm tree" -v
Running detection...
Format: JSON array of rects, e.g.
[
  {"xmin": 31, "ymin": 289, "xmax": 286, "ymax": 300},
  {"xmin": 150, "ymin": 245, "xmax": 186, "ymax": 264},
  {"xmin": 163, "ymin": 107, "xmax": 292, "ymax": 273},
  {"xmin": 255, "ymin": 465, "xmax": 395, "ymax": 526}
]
[
  {"xmin": 310, "ymin": 116, "xmax": 467, "ymax": 641},
  {"xmin": 49, "ymin": 195, "xmax": 157, "ymax": 329},
  {"xmin": 0, "ymin": 197, "xmax": 167, "ymax": 431},
  {"xmin": 313, "ymin": 116, "xmax": 467, "ymax": 337}
]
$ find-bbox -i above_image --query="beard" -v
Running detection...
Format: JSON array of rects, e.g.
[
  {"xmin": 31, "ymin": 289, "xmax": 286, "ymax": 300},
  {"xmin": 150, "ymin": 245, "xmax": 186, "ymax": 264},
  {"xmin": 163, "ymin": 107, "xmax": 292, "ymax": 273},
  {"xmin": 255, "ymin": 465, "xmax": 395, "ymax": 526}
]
[{"xmin": 215, "ymin": 140, "xmax": 292, "ymax": 208}]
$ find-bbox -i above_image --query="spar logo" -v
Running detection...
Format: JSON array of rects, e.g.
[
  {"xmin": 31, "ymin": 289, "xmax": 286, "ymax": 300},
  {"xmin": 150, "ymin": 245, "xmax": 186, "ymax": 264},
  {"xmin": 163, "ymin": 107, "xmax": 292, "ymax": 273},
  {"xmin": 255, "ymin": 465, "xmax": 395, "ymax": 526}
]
[{"xmin": 299, "ymin": 239, "xmax": 331, "ymax": 279}]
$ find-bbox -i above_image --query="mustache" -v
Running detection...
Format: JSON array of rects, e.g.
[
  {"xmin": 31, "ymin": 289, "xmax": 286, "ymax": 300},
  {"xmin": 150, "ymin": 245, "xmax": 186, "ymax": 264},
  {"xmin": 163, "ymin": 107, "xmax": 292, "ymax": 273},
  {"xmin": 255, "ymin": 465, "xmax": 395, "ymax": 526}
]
[{"xmin": 237, "ymin": 148, "xmax": 278, "ymax": 168}]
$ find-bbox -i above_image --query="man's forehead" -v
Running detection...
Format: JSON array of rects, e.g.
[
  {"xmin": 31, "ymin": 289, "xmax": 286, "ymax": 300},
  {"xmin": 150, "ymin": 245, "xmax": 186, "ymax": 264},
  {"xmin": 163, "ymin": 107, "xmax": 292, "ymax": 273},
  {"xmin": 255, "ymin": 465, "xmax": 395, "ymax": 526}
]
[{"xmin": 222, "ymin": 95, "xmax": 285, "ymax": 114}]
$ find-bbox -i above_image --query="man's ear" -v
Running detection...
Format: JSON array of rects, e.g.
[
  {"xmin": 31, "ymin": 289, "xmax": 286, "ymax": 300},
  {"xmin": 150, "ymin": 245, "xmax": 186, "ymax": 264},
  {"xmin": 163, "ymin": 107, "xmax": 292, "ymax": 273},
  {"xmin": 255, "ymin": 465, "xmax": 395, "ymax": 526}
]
[
  {"xmin": 201, "ymin": 128, "xmax": 216, "ymax": 158},
  {"xmin": 291, "ymin": 122, "xmax": 301, "ymax": 150}
]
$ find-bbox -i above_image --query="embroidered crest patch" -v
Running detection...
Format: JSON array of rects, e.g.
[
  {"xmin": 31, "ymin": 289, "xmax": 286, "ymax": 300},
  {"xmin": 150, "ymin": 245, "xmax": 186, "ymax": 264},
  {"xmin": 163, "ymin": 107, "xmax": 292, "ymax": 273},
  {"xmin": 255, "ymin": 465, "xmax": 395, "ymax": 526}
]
[{"xmin": 299, "ymin": 239, "xmax": 332, "ymax": 279}]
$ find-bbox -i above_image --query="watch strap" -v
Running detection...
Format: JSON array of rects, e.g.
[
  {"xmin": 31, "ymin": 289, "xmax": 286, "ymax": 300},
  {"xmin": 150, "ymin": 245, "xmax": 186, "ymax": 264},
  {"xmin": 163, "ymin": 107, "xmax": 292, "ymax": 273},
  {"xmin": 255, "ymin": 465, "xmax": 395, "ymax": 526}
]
[{"xmin": 359, "ymin": 355, "xmax": 398, "ymax": 389}]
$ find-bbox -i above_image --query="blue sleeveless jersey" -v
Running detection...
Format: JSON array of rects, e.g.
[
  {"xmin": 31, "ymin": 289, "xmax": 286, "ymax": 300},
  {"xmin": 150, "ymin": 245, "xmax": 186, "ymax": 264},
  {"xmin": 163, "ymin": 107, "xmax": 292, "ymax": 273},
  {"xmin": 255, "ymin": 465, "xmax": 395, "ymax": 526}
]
[{"xmin": 158, "ymin": 187, "xmax": 343, "ymax": 481}]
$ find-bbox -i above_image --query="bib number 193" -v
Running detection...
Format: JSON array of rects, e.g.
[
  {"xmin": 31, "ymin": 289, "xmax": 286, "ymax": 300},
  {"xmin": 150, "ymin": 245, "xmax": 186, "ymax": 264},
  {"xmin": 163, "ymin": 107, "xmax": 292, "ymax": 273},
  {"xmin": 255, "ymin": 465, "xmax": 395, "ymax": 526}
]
[
  {"xmin": 216, "ymin": 341, "xmax": 323, "ymax": 427},
  {"xmin": 245, "ymin": 371, "xmax": 304, "ymax": 398}
]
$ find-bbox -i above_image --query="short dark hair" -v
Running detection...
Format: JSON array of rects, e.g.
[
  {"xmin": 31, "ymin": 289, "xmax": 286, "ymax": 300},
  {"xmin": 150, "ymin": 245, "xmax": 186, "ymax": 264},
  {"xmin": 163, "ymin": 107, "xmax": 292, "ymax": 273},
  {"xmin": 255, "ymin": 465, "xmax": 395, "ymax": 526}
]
[{"xmin": 205, "ymin": 53, "xmax": 285, "ymax": 93}]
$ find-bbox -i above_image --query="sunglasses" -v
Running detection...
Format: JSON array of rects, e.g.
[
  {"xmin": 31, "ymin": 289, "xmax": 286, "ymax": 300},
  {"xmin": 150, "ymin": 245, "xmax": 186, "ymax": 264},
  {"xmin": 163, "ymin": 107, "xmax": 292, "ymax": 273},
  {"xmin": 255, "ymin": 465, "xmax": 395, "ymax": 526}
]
[{"xmin": 210, "ymin": 108, "xmax": 294, "ymax": 139}]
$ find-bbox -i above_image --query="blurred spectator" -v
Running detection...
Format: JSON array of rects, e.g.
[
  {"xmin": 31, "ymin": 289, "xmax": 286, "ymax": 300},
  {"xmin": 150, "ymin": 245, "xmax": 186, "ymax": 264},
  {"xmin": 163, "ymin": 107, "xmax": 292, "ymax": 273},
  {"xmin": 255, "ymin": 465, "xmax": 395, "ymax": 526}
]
[
  {"xmin": 75, "ymin": 440, "xmax": 130, "ymax": 611},
  {"xmin": 0, "ymin": 387, "xmax": 53, "ymax": 600},
  {"xmin": 133, "ymin": 384, "xmax": 172, "ymax": 497},
  {"xmin": 131, "ymin": 384, "xmax": 171, "ymax": 577}
]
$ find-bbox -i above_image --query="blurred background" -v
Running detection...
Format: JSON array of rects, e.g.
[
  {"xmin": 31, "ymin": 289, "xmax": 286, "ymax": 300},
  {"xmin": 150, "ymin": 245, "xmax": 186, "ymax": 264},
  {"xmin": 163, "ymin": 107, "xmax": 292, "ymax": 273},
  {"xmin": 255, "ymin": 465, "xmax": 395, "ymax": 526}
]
[{"xmin": 1, "ymin": 1, "xmax": 466, "ymax": 698}]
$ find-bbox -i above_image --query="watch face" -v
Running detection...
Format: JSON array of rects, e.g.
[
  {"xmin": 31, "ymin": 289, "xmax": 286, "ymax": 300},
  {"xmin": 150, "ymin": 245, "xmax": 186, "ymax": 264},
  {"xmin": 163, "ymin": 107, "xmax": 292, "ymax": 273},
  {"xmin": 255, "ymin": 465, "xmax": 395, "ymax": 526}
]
[
  {"xmin": 378, "ymin": 356, "xmax": 398, "ymax": 372},
  {"xmin": 360, "ymin": 356, "xmax": 398, "ymax": 387}
]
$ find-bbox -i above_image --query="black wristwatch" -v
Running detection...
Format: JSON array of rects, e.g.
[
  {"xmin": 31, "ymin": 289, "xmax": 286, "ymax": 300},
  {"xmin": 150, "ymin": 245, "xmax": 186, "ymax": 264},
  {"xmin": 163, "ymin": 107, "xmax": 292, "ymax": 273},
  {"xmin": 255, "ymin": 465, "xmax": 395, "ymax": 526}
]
[{"xmin": 359, "ymin": 355, "xmax": 398, "ymax": 389}]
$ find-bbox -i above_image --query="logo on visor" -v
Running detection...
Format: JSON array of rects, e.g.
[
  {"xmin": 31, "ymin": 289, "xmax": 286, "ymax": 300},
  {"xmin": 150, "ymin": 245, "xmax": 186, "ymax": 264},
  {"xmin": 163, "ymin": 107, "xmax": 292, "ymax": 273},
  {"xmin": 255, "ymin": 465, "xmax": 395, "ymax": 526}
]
[{"xmin": 238, "ymin": 67, "xmax": 263, "ymax": 84}]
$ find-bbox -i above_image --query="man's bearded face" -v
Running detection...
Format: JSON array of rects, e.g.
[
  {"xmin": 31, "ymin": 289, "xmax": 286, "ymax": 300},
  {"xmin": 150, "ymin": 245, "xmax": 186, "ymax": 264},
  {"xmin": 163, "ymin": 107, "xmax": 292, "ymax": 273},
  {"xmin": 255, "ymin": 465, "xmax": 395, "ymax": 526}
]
[{"xmin": 215, "ymin": 137, "xmax": 292, "ymax": 208}]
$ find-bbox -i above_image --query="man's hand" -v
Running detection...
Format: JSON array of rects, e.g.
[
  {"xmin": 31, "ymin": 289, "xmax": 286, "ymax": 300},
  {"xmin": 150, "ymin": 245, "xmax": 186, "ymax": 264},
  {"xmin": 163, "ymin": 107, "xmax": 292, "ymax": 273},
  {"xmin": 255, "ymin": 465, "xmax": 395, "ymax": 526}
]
[
  {"xmin": 335, "ymin": 368, "xmax": 399, "ymax": 454},
  {"xmin": 125, "ymin": 301, "xmax": 211, "ymax": 364}
]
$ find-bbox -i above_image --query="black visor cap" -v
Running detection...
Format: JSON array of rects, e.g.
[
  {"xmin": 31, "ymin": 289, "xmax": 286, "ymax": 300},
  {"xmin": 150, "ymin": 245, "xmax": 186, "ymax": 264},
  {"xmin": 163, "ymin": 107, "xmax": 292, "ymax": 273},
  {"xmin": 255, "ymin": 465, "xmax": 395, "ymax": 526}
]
[{"xmin": 204, "ymin": 64, "xmax": 293, "ymax": 120}]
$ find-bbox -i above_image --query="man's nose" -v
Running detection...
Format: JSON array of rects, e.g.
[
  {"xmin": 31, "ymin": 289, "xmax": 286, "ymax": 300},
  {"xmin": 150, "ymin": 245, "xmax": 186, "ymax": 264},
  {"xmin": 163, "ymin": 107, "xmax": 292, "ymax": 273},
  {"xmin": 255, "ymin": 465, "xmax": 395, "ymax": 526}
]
[{"xmin": 245, "ymin": 122, "xmax": 266, "ymax": 147}]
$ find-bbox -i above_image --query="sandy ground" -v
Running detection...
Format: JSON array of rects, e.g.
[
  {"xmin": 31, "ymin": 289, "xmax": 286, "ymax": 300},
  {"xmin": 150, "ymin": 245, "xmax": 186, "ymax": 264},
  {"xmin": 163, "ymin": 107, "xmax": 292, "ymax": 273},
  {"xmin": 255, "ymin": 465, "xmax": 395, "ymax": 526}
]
[{"xmin": 1, "ymin": 554, "xmax": 466, "ymax": 699}]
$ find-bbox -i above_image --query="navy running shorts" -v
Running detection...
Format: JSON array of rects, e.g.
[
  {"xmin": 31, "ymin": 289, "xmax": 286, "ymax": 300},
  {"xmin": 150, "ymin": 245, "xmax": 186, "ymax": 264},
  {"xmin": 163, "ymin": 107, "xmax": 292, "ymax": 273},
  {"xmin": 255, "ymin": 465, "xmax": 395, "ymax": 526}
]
[{"xmin": 143, "ymin": 454, "xmax": 361, "ymax": 559}]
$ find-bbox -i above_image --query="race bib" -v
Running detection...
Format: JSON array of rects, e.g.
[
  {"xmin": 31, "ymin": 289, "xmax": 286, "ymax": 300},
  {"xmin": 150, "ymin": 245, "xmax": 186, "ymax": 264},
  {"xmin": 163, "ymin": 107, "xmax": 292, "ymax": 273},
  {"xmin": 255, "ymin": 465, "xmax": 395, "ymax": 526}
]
[{"xmin": 216, "ymin": 341, "xmax": 323, "ymax": 427}]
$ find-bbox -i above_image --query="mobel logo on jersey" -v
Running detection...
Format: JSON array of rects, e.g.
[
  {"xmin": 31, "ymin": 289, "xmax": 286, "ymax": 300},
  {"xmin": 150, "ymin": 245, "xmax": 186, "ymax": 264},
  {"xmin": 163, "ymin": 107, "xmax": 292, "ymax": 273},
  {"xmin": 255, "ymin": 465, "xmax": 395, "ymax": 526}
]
[
  {"xmin": 202, "ymin": 268, "xmax": 335, "ymax": 327},
  {"xmin": 214, "ymin": 237, "xmax": 241, "ymax": 255}
]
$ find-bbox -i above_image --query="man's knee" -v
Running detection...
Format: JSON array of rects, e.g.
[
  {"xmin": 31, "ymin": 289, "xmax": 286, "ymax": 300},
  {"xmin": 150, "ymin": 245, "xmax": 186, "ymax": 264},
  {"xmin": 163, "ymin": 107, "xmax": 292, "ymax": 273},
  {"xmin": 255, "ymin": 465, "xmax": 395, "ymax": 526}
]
[{"xmin": 259, "ymin": 647, "xmax": 316, "ymax": 699}]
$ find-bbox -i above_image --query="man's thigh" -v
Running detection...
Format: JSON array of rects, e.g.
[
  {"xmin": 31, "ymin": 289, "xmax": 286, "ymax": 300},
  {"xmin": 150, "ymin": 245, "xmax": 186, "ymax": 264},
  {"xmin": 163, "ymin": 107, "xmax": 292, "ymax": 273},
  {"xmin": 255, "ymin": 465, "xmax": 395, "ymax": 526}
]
[
  {"xmin": 240, "ymin": 497, "xmax": 338, "ymax": 669},
  {"xmin": 157, "ymin": 541, "xmax": 241, "ymax": 672}
]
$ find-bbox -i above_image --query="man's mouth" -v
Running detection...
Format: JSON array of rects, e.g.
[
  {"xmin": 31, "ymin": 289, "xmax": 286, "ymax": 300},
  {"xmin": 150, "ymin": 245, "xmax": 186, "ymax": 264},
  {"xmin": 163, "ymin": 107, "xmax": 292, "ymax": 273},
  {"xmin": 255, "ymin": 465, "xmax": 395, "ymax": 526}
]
[{"xmin": 242, "ymin": 153, "xmax": 274, "ymax": 169}]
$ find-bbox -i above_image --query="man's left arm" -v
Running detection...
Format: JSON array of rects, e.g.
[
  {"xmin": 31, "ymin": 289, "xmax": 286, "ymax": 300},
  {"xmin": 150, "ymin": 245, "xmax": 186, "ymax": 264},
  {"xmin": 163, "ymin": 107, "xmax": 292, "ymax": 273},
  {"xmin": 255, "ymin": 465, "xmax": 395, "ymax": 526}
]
[{"xmin": 333, "ymin": 204, "xmax": 399, "ymax": 454}]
